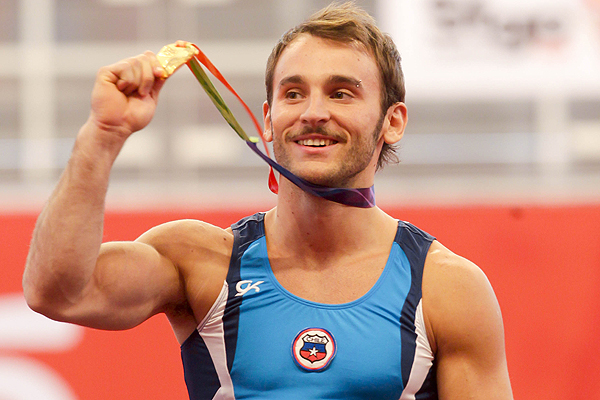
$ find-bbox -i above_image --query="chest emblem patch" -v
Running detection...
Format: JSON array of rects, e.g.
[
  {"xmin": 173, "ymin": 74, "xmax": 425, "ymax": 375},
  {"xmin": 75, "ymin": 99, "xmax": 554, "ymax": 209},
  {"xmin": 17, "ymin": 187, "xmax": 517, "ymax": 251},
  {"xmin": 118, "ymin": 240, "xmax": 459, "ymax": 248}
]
[{"xmin": 292, "ymin": 328, "xmax": 336, "ymax": 372}]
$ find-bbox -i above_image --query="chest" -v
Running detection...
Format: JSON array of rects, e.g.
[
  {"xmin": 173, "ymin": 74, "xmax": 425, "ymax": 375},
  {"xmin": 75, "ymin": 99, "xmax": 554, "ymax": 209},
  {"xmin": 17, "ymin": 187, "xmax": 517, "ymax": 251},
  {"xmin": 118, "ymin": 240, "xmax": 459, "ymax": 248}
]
[
  {"xmin": 269, "ymin": 250, "xmax": 390, "ymax": 304},
  {"xmin": 225, "ymin": 239, "xmax": 414, "ymax": 398},
  {"xmin": 228, "ymin": 289, "xmax": 406, "ymax": 399}
]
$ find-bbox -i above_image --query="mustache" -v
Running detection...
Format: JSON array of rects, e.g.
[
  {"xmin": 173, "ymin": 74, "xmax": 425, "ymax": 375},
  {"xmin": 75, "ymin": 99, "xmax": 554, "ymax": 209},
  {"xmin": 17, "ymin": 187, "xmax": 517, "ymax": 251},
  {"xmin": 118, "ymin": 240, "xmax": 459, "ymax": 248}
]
[{"xmin": 287, "ymin": 126, "xmax": 346, "ymax": 142}]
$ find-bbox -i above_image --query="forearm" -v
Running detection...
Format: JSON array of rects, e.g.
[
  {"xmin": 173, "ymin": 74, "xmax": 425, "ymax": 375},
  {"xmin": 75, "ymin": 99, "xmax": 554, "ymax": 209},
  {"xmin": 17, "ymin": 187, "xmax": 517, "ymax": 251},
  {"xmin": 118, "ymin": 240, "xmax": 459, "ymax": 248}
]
[
  {"xmin": 23, "ymin": 49, "xmax": 165, "ymax": 319},
  {"xmin": 23, "ymin": 120, "xmax": 125, "ymax": 312}
]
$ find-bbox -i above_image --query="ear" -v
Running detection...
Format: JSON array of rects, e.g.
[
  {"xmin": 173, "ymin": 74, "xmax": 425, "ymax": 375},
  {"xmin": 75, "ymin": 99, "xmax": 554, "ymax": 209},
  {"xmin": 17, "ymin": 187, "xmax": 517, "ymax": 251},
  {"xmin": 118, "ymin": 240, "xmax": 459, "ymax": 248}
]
[
  {"xmin": 262, "ymin": 101, "xmax": 273, "ymax": 142},
  {"xmin": 382, "ymin": 102, "xmax": 407, "ymax": 145}
]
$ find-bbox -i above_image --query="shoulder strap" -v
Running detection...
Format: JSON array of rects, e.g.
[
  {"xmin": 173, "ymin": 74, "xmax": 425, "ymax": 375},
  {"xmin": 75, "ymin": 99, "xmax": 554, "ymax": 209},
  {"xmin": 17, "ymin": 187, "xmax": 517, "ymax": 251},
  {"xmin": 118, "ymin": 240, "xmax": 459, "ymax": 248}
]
[
  {"xmin": 396, "ymin": 221, "xmax": 436, "ymax": 387},
  {"xmin": 228, "ymin": 212, "xmax": 265, "ymax": 282},
  {"xmin": 222, "ymin": 212, "xmax": 265, "ymax": 371}
]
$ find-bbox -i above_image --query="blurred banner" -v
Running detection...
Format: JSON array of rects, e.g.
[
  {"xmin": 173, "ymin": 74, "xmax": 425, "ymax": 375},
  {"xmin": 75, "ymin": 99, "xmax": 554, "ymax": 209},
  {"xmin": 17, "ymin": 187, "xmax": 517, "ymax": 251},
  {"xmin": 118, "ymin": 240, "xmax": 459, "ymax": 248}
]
[
  {"xmin": 379, "ymin": 0, "xmax": 600, "ymax": 99},
  {"xmin": 2, "ymin": 206, "xmax": 600, "ymax": 399}
]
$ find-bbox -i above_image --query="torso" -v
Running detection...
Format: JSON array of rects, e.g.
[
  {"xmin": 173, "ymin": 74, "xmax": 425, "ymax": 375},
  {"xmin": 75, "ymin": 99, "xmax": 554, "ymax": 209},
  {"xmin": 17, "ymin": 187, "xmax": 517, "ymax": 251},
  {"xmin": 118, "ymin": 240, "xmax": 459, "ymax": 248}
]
[{"xmin": 178, "ymin": 212, "xmax": 439, "ymax": 400}]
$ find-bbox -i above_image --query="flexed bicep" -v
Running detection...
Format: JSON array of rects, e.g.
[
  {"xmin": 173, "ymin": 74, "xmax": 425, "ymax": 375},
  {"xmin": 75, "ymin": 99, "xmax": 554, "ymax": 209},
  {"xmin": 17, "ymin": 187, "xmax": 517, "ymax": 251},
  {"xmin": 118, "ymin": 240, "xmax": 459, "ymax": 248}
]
[{"xmin": 53, "ymin": 240, "xmax": 185, "ymax": 331}]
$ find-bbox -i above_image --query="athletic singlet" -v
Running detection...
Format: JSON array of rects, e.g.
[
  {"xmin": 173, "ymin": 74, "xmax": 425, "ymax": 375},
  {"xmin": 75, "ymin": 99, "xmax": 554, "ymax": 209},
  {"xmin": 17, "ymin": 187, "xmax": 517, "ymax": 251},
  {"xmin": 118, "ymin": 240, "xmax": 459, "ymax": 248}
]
[{"xmin": 181, "ymin": 212, "xmax": 438, "ymax": 400}]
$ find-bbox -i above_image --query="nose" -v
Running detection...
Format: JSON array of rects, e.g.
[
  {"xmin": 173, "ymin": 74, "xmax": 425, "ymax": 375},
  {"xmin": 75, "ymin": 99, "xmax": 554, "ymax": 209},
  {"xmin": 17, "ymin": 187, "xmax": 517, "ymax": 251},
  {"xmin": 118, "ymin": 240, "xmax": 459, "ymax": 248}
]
[{"xmin": 300, "ymin": 93, "xmax": 330, "ymax": 127}]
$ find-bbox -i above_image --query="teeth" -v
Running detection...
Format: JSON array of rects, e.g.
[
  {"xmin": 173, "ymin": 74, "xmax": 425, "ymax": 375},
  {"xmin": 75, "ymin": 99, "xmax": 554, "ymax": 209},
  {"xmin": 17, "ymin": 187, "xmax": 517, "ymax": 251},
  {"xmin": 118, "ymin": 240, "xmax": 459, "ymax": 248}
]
[{"xmin": 298, "ymin": 139, "xmax": 335, "ymax": 147}]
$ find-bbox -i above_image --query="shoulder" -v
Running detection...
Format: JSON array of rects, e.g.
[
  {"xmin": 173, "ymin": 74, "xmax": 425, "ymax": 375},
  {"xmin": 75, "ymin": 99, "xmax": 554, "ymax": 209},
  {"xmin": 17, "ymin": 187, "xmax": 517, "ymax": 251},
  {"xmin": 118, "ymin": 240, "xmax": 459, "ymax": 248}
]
[
  {"xmin": 137, "ymin": 220, "xmax": 234, "ymax": 340},
  {"xmin": 136, "ymin": 219, "xmax": 233, "ymax": 263},
  {"xmin": 422, "ymin": 241, "xmax": 504, "ymax": 355},
  {"xmin": 135, "ymin": 218, "xmax": 233, "ymax": 293},
  {"xmin": 420, "ymin": 243, "xmax": 513, "ymax": 398}
]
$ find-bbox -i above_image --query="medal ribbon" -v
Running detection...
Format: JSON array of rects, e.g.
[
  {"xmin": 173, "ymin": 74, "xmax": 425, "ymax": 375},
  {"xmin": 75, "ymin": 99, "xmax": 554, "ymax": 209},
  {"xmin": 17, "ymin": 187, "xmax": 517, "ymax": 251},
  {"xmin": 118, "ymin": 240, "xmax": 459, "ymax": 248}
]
[{"xmin": 157, "ymin": 43, "xmax": 375, "ymax": 208}]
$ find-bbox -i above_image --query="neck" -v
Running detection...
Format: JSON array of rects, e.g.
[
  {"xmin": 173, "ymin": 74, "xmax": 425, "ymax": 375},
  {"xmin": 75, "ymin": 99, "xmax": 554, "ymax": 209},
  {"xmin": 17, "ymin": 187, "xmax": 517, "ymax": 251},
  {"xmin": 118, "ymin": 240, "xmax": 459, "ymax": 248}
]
[{"xmin": 265, "ymin": 179, "xmax": 394, "ymax": 260}]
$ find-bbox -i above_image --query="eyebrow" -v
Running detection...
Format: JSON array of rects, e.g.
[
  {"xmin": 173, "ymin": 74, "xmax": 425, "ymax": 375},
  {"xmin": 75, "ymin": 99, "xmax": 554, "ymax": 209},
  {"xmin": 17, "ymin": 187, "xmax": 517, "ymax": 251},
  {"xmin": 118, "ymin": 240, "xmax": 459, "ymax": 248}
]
[
  {"xmin": 326, "ymin": 75, "xmax": 363, "ymax": 88},
  {"xmin": 277, "ymin": 75, "xmax": 363, "ymax": 90},
  {"xmin": 277, "ymin": 75, "xmax": 305, "ymax": 90}
]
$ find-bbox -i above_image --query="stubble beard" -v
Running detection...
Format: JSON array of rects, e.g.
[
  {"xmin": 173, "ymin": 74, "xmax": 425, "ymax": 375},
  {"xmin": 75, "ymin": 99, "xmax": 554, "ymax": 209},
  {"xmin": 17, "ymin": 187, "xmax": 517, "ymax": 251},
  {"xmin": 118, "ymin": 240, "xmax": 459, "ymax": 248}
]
[{"xmin": 271, "ymin": 113, "xmax": 385, "ymax": 188}]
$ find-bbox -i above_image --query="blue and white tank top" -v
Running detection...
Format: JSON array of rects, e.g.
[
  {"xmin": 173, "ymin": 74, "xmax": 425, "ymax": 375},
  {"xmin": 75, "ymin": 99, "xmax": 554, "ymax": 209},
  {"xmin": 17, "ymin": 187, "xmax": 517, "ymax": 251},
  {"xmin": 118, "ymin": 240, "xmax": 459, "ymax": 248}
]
[{"xmin": 181, "ymin": 212, "xmax": 438, "ymax": 399}]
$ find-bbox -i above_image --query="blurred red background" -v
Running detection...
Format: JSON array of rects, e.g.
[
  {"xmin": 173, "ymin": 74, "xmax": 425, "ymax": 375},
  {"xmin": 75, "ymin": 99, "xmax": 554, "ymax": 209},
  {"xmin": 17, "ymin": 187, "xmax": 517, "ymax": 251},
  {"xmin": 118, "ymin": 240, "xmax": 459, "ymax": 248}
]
[{"xmin": 2, "ymin": 204, "xmax": 599, "ymax": 399}]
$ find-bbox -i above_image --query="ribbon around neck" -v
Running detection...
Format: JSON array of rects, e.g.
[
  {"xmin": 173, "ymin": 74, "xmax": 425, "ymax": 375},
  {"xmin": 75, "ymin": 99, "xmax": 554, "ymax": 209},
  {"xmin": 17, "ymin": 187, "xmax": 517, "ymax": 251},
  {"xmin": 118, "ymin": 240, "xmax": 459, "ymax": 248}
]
[{"xmin": 156, "ymin": 42, "xmax": 375, "ymax": 208}]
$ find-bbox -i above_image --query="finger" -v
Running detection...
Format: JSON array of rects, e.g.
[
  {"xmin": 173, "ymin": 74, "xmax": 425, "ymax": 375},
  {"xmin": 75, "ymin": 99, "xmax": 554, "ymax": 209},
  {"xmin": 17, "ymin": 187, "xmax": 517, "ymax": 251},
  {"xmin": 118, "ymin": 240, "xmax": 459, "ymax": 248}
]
[
  {"xmin": 142, "ymin": 50, "xmax": 166, "ymax": 81},
  {"xmin": 137, "ymin": 54, "xmax": 156, "ymax": 97},
  {"xmin": 128, "ymin": 56, "xmax": 147, "ymax": 95},
  {"xmin": 114, "ymin": 54, "xmax": 154, "ymax": 97},
  {"xmin": 113, "ymin": 58, "xmax": 141, "ymax": 96},
  {"xmin": 112, "ymin": 63, "xmax": 132, "ymax": 94},
  {"xmin": 150, "ymin": 77, "xmax": 167, "ymax": 101}
]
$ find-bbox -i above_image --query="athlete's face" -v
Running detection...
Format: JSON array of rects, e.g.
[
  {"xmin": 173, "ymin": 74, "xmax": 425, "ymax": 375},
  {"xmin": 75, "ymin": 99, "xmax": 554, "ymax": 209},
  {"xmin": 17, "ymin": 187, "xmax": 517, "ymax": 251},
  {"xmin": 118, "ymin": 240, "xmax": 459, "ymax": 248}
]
[{"xmin": 263, "ymin": 34, "xmax": 392, "ymax": 188}]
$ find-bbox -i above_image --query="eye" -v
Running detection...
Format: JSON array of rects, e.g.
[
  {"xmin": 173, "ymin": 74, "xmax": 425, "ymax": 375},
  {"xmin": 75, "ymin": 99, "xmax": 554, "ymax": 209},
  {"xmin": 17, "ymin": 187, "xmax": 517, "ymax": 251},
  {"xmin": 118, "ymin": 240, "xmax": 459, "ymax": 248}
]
[
  {"xmin": 285, "ymin": 90, "xmax": 303, "ymax": 100},
  {"xmin": 331, "ymin": 90, "xmax": 352, "ymax": 100}
]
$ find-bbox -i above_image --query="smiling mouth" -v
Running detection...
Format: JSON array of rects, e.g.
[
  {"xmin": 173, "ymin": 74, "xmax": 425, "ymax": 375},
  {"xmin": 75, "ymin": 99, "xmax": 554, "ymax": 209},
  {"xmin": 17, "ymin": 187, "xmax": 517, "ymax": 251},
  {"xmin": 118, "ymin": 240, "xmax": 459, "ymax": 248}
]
[{"xmin": 296, "ymin": 138, "xmax": 338, "ymax": 147}]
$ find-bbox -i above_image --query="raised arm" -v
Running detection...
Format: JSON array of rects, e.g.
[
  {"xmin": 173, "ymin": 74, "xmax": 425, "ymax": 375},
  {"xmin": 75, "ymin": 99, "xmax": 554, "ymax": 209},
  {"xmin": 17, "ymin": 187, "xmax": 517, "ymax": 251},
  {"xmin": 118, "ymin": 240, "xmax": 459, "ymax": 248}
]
[
  {"xmin": 22, "ymin": 51, "xmax": 180, "ymax": 329},
  {"xmin": 423, "ymin": 241, "xmax": 513, "ymax": 400}
]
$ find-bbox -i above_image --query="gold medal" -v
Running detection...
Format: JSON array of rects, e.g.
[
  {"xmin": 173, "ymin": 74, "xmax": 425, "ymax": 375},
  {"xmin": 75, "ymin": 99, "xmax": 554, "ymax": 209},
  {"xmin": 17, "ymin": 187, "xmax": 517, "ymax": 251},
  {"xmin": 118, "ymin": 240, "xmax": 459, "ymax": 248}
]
[{"xmin": 156, "ymin": 43, "xmax": 199, "ymax": 78}]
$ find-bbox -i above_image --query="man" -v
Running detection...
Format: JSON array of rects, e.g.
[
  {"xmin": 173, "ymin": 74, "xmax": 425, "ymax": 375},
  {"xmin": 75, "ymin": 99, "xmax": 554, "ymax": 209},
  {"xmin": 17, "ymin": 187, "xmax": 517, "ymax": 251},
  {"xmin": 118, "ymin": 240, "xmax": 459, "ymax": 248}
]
[{"xmin": 23, "ymin": 2, "xmax": 513, "ymax": 399}]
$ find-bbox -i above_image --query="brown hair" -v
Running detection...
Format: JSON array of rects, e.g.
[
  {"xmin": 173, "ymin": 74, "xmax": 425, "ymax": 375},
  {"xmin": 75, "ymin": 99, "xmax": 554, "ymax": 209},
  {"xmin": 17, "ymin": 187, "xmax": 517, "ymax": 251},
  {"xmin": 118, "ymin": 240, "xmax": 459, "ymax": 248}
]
[{"xmin": 265, "ymin": 2, "xmax": 405, "ymax": 169}]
